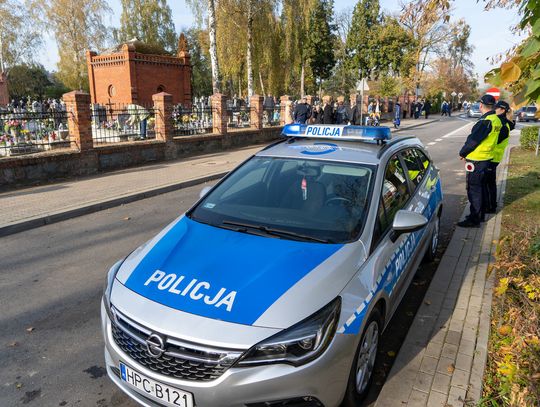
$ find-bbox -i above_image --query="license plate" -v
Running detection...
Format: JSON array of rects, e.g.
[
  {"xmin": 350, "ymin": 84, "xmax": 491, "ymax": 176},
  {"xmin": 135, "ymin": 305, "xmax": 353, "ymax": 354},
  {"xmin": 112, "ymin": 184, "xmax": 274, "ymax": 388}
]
[{"xmin": 120, "ymin": 362, "xmax": 194, "ymax": 407}]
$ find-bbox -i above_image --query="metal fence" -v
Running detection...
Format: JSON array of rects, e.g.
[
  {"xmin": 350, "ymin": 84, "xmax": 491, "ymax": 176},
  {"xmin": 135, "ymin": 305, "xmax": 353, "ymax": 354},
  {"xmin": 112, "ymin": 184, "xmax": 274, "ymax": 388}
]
[
  {"xmin": 226, "ymin": 104, "xmax": 251, "ymax": 129},
  {"xmin": 0, "ymin": 111, "xmax": 70, "ymax": 157},
  {"xmin": 173, "ymin": 106, "xmax": 213, "ymax": 137},
  {"xmin": 263, "ymin": 106, "xmax": 280, "ymax": 127},
  {"xmin": 91, "ymin": 104, "xmax": 156, "ymax": 145}
]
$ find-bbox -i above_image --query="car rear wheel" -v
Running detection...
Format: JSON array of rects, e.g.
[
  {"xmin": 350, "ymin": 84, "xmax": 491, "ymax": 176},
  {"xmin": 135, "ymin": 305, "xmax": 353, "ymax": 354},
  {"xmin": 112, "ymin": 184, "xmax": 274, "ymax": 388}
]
[{"xmin": 342, "ymin": 309, "xmax": 382, "ymax": 406}]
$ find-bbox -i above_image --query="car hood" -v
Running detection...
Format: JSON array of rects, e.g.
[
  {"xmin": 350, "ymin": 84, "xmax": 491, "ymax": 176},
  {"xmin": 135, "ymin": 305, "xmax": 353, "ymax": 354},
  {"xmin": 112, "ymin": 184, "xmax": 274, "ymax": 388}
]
[{"xmin": 115, "ymin": 216, "xmax": 355, "ymax": 329}]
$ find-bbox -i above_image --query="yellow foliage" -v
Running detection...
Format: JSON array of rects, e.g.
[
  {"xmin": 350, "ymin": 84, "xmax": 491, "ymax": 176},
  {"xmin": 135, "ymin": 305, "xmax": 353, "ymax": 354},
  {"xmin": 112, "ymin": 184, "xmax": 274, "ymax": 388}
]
[
  {"xmin": 495, "ymin": 277, "xmax": 510, "ymax": 296},
  {"xmin": 498, "ymin": 325, "xmax": 512, "ymax": 336},
  {"xmin": 500, "ymin": 61, "xmax": 522, "ymax": 83}
]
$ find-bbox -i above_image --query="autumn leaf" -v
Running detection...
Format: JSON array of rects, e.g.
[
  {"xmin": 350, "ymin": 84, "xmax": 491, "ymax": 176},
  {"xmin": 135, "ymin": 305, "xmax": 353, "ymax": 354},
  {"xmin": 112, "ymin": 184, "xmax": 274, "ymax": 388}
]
[
  {"xmin": 500, "ymin": 61, "xmax": 521, "ymax": 83},
  {"xmin": 447, "ymin": 363, "xmax": 455, "ymax": 374},
  {"xmin": 498, "ymin": 325, "xmax": 512, "ymax": 336},
  {"xmin": 26, "ymin": 327, "xmax": 34, "ymax": 333},
  {"xmin": 387, "ymin": 351, "xmax": 396, "ymax": 357}
]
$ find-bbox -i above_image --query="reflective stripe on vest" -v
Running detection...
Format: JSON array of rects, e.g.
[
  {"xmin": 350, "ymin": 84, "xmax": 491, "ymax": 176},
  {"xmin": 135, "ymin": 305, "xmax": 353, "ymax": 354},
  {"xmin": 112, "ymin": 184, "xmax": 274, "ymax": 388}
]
[
  {"xmin": 492, "ymin": 122, "xmax": 510, "ymax": 163},
  {"xmin": 466, "ymin": 114, "xmax": 502, "ymax": 161}
]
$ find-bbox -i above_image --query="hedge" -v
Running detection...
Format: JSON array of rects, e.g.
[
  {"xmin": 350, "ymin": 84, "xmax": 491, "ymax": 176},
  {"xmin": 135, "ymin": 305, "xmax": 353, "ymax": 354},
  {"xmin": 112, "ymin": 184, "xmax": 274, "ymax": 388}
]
[{"xmin": 520, "ymin": 126, "xmax": 539, "ymax": 150}]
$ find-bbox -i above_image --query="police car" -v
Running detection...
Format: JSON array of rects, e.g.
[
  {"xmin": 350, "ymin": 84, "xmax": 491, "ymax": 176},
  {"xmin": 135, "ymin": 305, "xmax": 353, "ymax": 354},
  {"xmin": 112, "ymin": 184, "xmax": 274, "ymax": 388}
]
[{"xmin": 101, "ymin": 124, "xmax": 443, "ymax": 407}]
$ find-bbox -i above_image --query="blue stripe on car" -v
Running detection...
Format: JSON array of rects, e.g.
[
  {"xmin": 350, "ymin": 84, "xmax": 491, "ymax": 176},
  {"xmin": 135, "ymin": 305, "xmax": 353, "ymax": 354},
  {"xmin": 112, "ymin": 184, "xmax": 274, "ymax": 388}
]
[
  {"xmin": 339, "ymin": 177, "xmax": 442, "ymax": 334},
  {"xmin": 123, "ymin": 217, "xmax": 343, "ymax": 326}
]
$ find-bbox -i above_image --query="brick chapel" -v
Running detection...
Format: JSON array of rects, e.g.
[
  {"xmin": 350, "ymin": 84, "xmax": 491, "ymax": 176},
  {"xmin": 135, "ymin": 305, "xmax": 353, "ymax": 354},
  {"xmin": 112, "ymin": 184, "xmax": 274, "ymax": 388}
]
[{"xmin": 86, "ymin": 35, "xmax": 192, "ymax": 107}]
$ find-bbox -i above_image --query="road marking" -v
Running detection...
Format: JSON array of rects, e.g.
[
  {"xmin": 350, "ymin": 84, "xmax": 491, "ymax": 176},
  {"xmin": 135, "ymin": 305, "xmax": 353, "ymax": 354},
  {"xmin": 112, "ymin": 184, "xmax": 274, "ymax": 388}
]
[
  {"xmin": 440, "ymin": 121, "xmax": 474, "ymax": 139},
  {"xmin": 428, "ymin": 142, "xmax": 437, "ymax": 145},
  {"xmin": 435, "ymin": 138, "xmax": 443, "ymax": 141}
]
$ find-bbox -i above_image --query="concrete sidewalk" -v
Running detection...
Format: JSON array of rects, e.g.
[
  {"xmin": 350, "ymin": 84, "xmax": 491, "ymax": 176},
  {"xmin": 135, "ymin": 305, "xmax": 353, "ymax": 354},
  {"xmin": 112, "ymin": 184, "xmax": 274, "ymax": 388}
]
[
  {"xmin": 375, "ymin": 135, "xmax": 515, "ymax": 407},
  {"xmin": 0, "ymin": 119, "xmax": 437, "ymax": 237}
]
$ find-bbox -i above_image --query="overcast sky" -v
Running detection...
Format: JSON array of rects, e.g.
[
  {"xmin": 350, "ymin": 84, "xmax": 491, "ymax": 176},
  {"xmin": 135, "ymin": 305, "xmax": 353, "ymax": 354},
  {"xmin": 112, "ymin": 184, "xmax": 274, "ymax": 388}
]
[{"xmin": 39, "ymin": 0, "xmax": 525, "ymax": 85}]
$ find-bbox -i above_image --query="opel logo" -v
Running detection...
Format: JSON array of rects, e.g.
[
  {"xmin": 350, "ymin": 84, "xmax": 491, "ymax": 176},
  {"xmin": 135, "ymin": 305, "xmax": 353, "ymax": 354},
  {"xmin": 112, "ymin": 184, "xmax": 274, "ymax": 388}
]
[{"xmin": 146, "ymin": 333, "xmax": 165, "ymax": 358}]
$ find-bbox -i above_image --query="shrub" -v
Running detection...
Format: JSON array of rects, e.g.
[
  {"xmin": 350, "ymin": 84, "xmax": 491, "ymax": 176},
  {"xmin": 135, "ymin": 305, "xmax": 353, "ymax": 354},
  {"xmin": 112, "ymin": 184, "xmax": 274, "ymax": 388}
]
[{"xmin": 520, "ymin": 126, "xmax": 539, "ymax": 150}]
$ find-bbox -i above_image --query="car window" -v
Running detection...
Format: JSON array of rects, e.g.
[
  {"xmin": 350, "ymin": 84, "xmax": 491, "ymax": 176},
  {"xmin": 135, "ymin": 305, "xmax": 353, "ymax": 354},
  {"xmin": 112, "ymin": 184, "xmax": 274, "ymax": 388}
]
[
  {"xmin": 189, "ymin": 157, "xmax": 375, "ymax": 243},
  {"xmin": 525, "ymin": 106, "xmax": 537, "ymax": 113},
  {"xmin": 400, "ymin": 149, "xmax": 425, "ymax": 188},
  {"xmin": 378, "ymin": 154, "xmax": 411, "ymax": 234}
]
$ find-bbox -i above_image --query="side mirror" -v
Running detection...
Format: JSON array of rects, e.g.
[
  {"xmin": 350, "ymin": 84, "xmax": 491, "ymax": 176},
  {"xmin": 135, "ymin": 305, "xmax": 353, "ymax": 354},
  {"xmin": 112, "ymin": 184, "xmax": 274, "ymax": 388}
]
[
  {"xmin": 199, "ymin": 185, "xmax": 213, "ymax": 199},
  {"xmin": 390, "ymin": 210, "xmax": 428, "ymax": 242}
]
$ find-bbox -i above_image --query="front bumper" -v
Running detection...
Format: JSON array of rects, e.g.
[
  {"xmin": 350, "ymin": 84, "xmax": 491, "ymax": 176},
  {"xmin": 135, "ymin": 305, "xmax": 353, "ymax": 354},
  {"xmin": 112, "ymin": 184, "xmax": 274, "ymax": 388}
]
[{"xmin": 101, "ymin": 301, "xmax": 356, "ymax": 407}]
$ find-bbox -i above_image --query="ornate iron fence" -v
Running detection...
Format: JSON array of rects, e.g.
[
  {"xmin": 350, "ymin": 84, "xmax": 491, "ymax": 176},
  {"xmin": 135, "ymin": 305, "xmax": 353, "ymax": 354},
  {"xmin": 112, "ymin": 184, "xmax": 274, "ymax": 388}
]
[
  {"xmin": 226, "ymin": 104, "xmax": 251, "ymax": 129},
  {"xmin": 172, "ymin": 106, "xmax": 213, "ymax": 137},
  {"xmin": 263, "ymin": 106, "xmax": 280, "ymax": 127},
  {"xmin": 0, "ymin": 110, "xmax": 71, "ymax": 157},
  {"xmin": 91, "ymin": 104, "xmax": 156, "ymax": 145}
]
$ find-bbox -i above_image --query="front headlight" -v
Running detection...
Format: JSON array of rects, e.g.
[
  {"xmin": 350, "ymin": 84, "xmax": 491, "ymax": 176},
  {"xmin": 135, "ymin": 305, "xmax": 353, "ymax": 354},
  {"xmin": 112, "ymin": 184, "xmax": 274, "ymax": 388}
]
[
  {"xmin": 103, "ymin": 258, "xmax": 125, "ymax": 318},
  {"xmin": 236, "ymin": 297, "xmax": 341, "ymax": 367}
]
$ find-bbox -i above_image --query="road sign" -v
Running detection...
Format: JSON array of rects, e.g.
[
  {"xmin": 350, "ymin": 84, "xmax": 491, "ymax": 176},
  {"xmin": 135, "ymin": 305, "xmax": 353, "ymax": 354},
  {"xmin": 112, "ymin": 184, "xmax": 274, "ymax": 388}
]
[
  {"xmin": 356, "ymin": 79, "xmax": 369, "ymax": 92},
  {"xmin": 451, "ymin": 91, "xmax": 457, "ymax": 97},
  {"xmin": 458, "ymin": 92, "xmax": 463, "ymax": 99},
  {"xmin": 486, "ymin": 87, "xmax": 501, "ymax": 101}
]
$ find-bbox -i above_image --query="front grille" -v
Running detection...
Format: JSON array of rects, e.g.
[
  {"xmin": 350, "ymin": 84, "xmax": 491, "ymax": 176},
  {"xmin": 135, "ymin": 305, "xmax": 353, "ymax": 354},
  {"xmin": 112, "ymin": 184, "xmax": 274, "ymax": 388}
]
[{"xmin": 110, "ymin": 308, "xmax": 242, "ymax": 382}]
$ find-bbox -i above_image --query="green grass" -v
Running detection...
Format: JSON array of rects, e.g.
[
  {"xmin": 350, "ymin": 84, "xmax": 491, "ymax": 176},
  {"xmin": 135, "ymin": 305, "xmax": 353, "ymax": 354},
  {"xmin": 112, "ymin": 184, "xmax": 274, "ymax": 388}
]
[{"xmin": 481, "ymin": 148, "xmax": 540, "ymax": 407}]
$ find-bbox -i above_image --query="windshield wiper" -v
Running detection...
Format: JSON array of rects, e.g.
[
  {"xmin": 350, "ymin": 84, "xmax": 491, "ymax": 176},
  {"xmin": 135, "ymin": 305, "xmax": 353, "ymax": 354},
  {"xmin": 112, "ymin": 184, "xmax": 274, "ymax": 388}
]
[{"xmin": 222, "ymin": 220, "xmax": 331, "ymax": 243}]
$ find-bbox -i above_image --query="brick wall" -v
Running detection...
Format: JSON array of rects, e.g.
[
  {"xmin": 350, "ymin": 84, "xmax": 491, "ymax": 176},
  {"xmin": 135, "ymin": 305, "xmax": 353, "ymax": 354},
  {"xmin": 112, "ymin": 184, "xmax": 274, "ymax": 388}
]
[
  {"xmin": 87, "ymin": 44, "xmax": 191, "ymax": 107},
  {"xmin": 0, "ymin": 128, "xmax": 282, "ymax": 189}
]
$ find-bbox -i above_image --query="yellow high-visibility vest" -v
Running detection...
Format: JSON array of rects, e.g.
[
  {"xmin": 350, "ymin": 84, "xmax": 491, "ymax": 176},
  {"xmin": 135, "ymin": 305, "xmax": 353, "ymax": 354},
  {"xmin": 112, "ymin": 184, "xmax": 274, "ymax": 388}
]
[
  {"xmin": 492, "ymin": 122, "xmax": 510, "ymax": 163},
  {"xmin": 466, "ymin": 114, "xmax": 502, "ymax": 161}
]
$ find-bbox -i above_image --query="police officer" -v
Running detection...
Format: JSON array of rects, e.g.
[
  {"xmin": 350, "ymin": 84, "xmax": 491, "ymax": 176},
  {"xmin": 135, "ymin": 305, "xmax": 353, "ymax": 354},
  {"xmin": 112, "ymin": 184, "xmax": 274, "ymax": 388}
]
[
  {"xmin": 485, "ymin": 100, "xmax": 515, "ymax": 213},
  {"xmin": 457, "ymin": 94, "xmax": 502, "ymax": 228}
]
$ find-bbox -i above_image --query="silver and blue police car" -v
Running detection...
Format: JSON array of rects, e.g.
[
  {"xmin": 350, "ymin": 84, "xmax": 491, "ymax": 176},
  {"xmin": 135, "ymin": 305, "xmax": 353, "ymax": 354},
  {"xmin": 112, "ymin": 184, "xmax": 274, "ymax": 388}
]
[{"xmin": 101, "ymin": 124, "xmax": 443, "ymax": 407}]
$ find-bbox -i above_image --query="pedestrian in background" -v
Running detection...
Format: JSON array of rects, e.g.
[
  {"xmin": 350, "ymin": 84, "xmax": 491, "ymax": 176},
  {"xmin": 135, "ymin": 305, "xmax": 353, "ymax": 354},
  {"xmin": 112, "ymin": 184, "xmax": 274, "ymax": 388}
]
[
  {"xmin": 322, "ymin": 98, "xmax": 335, "ymax": 124},
  {"xmin": 457, "ymin": 94, "xmax": 502, "ymax": 228},
  {"xmin": 485, "ymin": 100, "xmax": 515, "ymax": 213},
  {"xmin": 127, "ymin": 104, "xmax": 150, "ymax": 139},
  {"xmin": 393, "ymin": 101, "xmax": 401, "ymax": 129},
  {"xmin": 293, "ymin": 97, "xmax": 312, "ymax": 124},
  {"xmin": 335, "ymin": 100, "xmax": 348, "ymax": 124},
  {"xmin": 423, "ymin": 99, "xmax": 432, "ymax": 119}
]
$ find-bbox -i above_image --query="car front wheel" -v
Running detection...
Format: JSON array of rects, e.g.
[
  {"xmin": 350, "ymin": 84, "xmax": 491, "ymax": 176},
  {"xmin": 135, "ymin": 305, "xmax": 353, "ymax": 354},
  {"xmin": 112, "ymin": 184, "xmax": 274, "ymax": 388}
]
[
  {"xmin": 424, "ymin": 214, "xmax": 440, "ymax": 262},
  {"xmin": 342, "ymin": 308, "xmax": 382, "ymax": 406}
]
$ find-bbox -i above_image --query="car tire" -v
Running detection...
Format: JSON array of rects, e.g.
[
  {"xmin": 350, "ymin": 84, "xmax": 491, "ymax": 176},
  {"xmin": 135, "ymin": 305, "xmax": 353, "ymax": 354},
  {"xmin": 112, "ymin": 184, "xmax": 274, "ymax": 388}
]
[
  {"xmin": 341, "ymin": 308, "xmax": 382, "ymax": 406},
  {"xmin": 424, "ymin": 214, "xmax": 440, "ymax": 263}
]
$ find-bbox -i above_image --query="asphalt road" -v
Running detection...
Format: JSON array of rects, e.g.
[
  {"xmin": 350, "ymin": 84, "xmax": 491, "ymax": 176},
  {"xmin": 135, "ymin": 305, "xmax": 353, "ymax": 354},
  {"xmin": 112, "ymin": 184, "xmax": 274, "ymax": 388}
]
[{"xmin": 0, "ymin": 117, "xmax": 474, "ymax": 407}]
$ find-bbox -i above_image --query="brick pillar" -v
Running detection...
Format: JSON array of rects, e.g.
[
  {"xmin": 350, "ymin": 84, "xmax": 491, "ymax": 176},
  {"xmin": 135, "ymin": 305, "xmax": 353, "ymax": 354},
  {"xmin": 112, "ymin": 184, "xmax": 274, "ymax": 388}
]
[
  {"xmin": 280, "ymin": 95, "xmax": 292, "ymax": 125},
  {"xmin": 211, "ymin": 93, "xmax": 227, "ymax": 135},
  {"xmin": 63, "ymin": 91, "xmax": 93, "ymax": 151},
  {"xmin": 250, "ymin": 94, "xmax": 264, "ymax": 130},
  {"xmin": 152, "ymin": 92, "xmax": 174, "ymax": 142}
]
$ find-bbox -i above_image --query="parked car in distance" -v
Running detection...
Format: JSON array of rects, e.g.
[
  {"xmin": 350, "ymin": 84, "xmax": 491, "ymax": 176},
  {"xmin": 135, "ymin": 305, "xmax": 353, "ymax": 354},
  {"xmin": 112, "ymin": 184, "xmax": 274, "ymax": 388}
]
[
  {"xmin": 467, "ymin": 103, "xmax": 482, "ymax": 118},
  {"xmin": 514, "ymin": 106, "xmax": 538, "ymax": 122}
]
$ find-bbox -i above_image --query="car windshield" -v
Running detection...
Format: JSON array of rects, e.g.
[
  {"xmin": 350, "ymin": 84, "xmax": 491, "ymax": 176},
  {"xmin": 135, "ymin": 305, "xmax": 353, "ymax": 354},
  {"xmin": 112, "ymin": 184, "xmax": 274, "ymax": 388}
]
[
  {"xmin": 188, "ymin": 156, "xmax": 375, "ymax": 243},
  {"xmin": 524, "ymin": 106, "xmax": 537, "ymax": 113},
  {"xmin": 471, "ymin": 103, "xmax": 480, "ymax": 110}
]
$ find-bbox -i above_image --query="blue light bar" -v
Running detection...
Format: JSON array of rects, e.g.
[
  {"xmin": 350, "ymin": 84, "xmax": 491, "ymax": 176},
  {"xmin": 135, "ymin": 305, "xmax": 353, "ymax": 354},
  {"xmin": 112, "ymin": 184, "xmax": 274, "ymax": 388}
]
[{"xmin": 282, "ymin": 124, "xmax": 391, "ymax": 141}]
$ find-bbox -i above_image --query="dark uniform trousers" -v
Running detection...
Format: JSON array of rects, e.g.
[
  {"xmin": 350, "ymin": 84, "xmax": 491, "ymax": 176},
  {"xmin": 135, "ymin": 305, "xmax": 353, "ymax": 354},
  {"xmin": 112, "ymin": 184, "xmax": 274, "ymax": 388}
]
[
  {"xmin": 466, "ymin": 160, "xmax": 491, "ymax": 223},
  {"xmin": 484, "ymin": 162, "xmax": 498, "ymax": 212}
]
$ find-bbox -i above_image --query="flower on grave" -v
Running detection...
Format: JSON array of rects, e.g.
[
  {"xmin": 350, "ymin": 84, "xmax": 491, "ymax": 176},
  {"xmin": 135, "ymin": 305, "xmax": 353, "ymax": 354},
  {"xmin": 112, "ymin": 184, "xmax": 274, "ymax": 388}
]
[{"xmin": 182, "ymin": 114, "xmax": 190, "ymax": 124}]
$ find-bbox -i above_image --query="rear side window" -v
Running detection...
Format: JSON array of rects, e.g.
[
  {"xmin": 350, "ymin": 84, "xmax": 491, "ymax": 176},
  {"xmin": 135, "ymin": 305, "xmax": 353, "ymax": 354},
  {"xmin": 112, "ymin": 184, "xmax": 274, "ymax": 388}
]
[
  {"xmin": 400, "ymin": 149, "xmax": 424, "ymax": 188},
  {"xmin": 378, "ymin": 154, "xmax": 411, "ymax": 233}
]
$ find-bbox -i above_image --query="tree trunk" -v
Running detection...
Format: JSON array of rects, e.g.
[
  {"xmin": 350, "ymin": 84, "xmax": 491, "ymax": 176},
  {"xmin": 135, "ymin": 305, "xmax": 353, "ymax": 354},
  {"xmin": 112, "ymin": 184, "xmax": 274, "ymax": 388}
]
[
  {"xmin": 300, "ymin": 61, "xmax": 305, "ymax": 98},
  {"xmin": 208, "ymin": 0, "xmax": 221, "ymax": 94},
  {"xmin": 258, "ymin": 71, "xmax": 265, "ymax": 97},
  {"xmin": 246, "ymin": 0, "xmax": 254, "ymax": 98}
]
